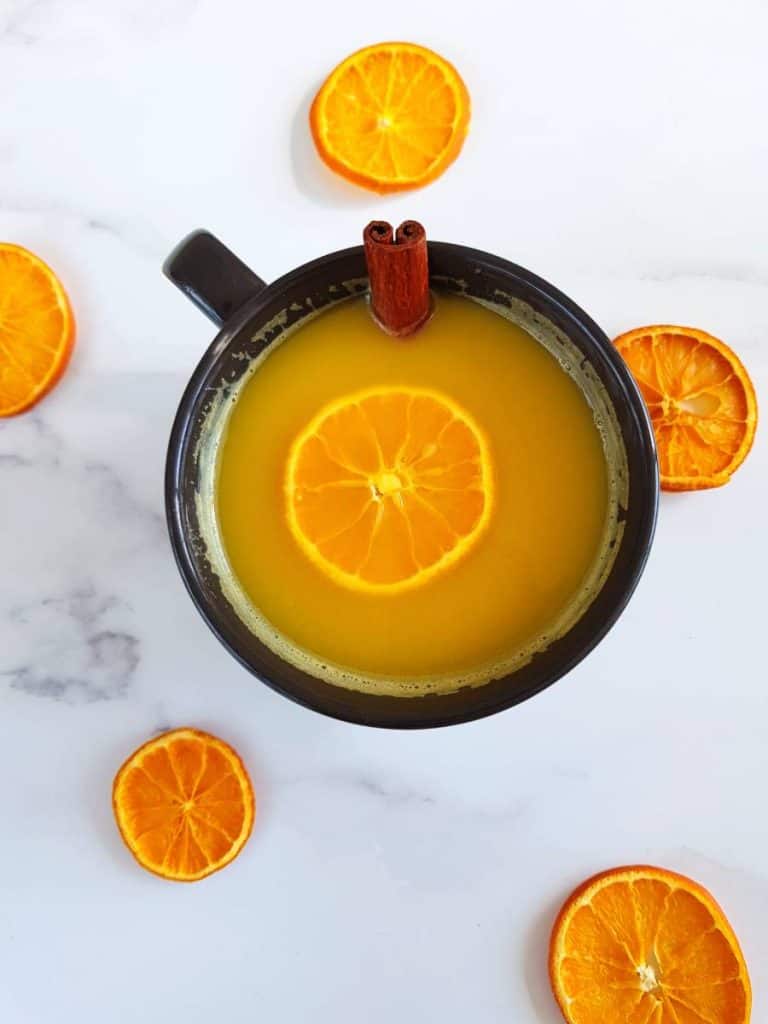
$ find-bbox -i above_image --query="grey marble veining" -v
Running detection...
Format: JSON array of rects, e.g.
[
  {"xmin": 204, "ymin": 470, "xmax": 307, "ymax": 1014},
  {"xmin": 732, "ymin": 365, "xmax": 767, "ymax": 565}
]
[
  {"xmin": 0, "ymin": 194, "xmax": 165, "ymax": 260},
  {"xmin": 0, "ymin": 401, "xmax": 168, "ymax": 708},
  {"xmin": 0, "ymin": 0, "xmax": 767, "ymax": 1021},
  {"xmin": 3, "ymin": 588, "xmax": 139, "ymax": 702}
]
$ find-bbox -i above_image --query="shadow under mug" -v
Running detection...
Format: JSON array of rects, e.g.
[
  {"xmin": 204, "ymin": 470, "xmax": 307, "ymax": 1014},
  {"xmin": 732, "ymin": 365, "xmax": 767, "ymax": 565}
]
[{"xmin": 164, "ymin": 230, "xmax": 659, "ymax": 729}]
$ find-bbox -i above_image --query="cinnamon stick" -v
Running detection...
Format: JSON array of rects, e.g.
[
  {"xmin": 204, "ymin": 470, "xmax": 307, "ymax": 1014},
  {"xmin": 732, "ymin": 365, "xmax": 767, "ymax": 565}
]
[{"xmin": 363, "ymin": 220, "xmax": 431, "ymax": 337}]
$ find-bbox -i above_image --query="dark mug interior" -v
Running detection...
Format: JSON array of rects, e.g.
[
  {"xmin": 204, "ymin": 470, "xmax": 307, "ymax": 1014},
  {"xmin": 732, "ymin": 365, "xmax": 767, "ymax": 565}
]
[{"xmin": 164, "ymin": 231, "xmax": 658, "ymax": 728}]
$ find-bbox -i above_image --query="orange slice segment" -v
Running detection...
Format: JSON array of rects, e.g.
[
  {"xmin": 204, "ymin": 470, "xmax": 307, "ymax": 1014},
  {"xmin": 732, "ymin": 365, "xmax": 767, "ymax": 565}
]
[
  {"xmin": 285, "ymin": 386, "xmax": 493, "ymax": 593},
  {"xmin": 615, "ymin": 326, "xmax": 757, "ymax": 491},
  {"xmin": 112, "ymin": 728, "xmax": 255, "ymax": 882},
  {"xmin": 549, "ymin": 865, "xmax": 751, "ymax": 1024},
  {"xmin": 310, "ymin": 41, "xmax": 471, "ymax": 193},
  {"xmin": 0, "ymin": 243, "xmax": 75, "ymax": 416}
]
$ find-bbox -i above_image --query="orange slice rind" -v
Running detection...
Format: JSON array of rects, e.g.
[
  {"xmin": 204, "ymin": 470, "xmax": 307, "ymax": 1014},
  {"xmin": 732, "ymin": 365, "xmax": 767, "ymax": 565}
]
[
  {"xmin": 112, "ymin": 728, "xmax": 255, "ymax": 882},
  {"xmin": 0, "ymin": 243, "xmax": 75, "ymax": 417},
  {"xmin": 549, "ymin": 865, "xmax": 751, "ymax": 1024},
  {"xmin": 615, "ymin": 325, "xmax": 757, "ymax": 491},
  {"xmin": 310, "ymin": 41, "xmax": 471, "ymax": 193}
]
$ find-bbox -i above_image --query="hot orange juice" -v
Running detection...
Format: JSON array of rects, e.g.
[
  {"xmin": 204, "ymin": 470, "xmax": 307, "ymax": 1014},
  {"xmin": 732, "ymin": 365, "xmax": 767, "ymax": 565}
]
[{"xmin": 214, "ymin": 293, "xmax": 621, "ymax": 695}]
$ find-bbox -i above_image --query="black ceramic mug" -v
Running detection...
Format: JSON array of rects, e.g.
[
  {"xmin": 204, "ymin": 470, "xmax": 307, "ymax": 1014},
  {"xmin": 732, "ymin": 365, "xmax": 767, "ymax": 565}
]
[{"xmin": 164, "ymin": 230, "xmax": 659, "ymax": 728}]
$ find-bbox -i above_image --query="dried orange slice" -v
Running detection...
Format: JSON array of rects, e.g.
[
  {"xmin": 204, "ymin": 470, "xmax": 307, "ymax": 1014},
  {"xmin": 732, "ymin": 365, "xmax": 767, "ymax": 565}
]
[
  {"xmin": 550, "ymin": 865, "xmax": 751, "ymax": 1024},
  {"xmin": 0, "ymin": 243, "xmax": 75, "ymax": 416},
  {"xmin": 615, "ymin": 326, "xmax": 757, "ymax": 491},
  {"xmin": 285, "ymin": 386, "xmax": 493, "ymax": 593},
  {"xmin": 310, "ymin": 42, "xmax": 470, "ymax": 193},
  {"xmin": 112, "ymin": 728, "xmax": 255, "ymax": 882}
]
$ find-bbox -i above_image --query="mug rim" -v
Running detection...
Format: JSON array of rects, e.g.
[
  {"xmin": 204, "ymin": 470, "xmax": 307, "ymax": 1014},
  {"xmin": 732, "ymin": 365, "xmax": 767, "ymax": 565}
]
[{"xmin": 165, "ymin": 240, "xmax": 659, "ymax": 728}]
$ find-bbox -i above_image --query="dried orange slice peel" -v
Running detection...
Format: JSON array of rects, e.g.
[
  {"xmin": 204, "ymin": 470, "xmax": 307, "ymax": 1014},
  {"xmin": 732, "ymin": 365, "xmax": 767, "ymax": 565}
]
[
  {"xmin": 113, "ymin": 728, "xmax": 255, "ymax": 882},
  {"xmin": 550, "ymin": 865, "xmax": 751, "ymax": 1024},
  {"xmin": 0, "ymin": 243, "xmax": 75, "ymax": 416},
  {"xmin": 310, "ymin": 41, "xmax": 470, "ymax": 193},
  {"xmin": 615, "ymin": 325, "xmax": 757, "ymax": 490},
  {"xmin": 285, "ymin": 386, "xmax": 493, "ymax": 593}
]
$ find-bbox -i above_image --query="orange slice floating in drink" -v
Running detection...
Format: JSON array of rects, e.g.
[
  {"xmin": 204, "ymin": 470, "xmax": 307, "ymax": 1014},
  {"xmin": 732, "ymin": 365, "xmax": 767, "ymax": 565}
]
[{"xmin": 285, "ymin": 387, "xmax": 493, "ymax": 593}]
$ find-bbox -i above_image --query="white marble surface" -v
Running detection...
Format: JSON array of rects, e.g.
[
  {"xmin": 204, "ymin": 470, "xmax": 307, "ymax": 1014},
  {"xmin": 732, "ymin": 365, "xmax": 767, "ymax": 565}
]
[{"xmin": 1, "ymin": 1, "xmax": 767, "ymax": 1020}]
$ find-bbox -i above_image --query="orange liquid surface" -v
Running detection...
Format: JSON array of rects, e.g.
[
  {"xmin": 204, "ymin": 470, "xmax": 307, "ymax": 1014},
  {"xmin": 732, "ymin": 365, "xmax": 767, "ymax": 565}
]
[{"xmin": 216, "ymin": 294, "xmax": 610, "ymax": 685}]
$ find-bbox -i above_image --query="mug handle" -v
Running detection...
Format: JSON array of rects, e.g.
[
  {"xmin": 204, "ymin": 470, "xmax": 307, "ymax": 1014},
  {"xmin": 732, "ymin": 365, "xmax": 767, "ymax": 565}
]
[{"xmin": 162, "ymin": 229, "xmax": 267, "ymax": 327}]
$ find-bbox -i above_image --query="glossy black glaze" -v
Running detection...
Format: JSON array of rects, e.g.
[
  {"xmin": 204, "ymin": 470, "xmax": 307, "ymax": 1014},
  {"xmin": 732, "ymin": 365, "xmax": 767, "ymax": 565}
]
[
  {"xmin": 164, "ymin": 232, "xmax": 659, "ymax": 728},
  {"xmin": 164, "ymin": 230, "xmax": 268, "ymax": 326}
]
